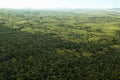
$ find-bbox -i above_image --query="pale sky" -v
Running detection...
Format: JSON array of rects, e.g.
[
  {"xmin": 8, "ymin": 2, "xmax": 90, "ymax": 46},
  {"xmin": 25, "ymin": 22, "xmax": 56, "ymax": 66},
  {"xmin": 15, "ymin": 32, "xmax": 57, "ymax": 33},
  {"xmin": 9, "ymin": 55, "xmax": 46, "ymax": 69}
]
[{"xmin": 0, "ymin": 0, "xmax": 120, "ymax": 9}]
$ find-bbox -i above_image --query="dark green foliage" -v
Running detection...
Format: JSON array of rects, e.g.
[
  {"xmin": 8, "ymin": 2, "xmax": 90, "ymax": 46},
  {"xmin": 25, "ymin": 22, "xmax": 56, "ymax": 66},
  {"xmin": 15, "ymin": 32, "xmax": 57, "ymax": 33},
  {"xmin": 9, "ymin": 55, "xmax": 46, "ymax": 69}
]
[{"xmin": 0, "ymin": 9, "xmax": 120, "ymax": 80}]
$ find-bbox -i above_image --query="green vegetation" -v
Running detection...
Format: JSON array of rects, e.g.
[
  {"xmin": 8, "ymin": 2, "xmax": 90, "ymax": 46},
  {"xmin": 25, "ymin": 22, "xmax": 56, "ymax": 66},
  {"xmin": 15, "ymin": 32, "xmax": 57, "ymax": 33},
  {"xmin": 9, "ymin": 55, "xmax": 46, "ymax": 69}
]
[{"xmin": 0, "ymin": 9, "xmax": 120, "ymax": 80}]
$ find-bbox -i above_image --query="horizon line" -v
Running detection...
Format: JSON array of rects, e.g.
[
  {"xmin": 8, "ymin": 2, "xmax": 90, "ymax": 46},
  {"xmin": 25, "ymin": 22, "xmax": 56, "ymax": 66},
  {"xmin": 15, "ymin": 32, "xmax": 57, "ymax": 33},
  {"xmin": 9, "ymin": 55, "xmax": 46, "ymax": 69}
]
[{"xmin": 0, "ymin": 7, "xmax": 120, "ymax": 10}]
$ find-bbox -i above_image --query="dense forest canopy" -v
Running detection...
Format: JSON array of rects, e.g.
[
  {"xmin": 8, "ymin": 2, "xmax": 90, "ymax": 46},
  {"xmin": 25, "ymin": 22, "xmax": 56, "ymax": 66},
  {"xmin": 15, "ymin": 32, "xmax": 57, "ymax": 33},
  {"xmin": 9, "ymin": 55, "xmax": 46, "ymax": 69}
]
[{"xmin": 0, "ymin": 9, "xmax": 120, "ymax": 80}]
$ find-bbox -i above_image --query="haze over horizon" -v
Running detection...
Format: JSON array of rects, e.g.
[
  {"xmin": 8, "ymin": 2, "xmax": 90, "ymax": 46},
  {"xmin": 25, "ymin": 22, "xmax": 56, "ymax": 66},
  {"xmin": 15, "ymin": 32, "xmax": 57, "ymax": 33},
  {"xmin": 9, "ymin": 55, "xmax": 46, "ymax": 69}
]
[{"xmin": 0, "ymin": 0, "xmax": 120, "ymax": 9}]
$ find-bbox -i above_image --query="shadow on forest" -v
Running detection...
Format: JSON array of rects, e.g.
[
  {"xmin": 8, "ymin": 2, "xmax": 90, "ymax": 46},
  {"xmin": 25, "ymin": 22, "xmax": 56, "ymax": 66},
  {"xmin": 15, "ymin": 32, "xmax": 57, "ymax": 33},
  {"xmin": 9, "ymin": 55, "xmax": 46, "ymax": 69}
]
[
  {"xmin": 0, "ymin": 26, "xmax": 80, "ymax": 53},
  {"xmin": 0, "ymin": 26, "xmax": 119, "ymax": 60}
]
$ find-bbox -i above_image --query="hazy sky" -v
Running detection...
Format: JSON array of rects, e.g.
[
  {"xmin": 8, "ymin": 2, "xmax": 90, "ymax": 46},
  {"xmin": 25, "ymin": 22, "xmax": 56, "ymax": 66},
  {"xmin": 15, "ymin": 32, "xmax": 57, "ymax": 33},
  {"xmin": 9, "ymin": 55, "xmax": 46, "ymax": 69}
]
[{"xmin": 0, "ymin": 0, "xmax": 120, "ymax": 9}]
